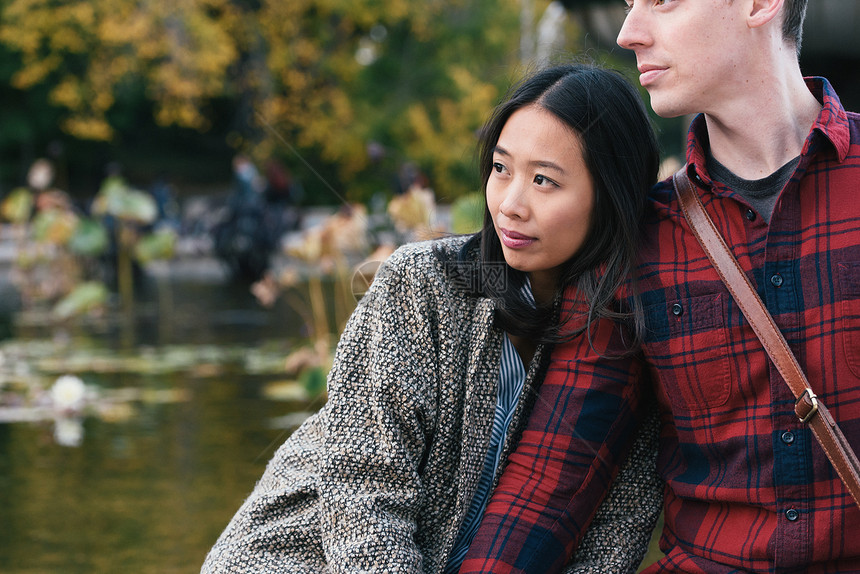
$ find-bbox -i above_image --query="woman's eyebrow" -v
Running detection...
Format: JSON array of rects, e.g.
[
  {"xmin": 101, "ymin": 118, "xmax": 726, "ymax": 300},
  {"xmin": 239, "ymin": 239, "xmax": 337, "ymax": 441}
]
[
  {"xmin": 533, "ymin": 160, "xmax": 566, "ymax": 175},
  {"xmin": 494, "ymin": 146, "xmax": 566, "ymax": 174}
]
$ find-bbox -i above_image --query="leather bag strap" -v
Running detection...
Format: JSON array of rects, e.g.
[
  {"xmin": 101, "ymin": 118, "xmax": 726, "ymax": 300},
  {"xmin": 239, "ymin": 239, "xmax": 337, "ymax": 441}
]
[{"xmin": 672, "ymin": 167, "xmax": 860, "ymax": 511}]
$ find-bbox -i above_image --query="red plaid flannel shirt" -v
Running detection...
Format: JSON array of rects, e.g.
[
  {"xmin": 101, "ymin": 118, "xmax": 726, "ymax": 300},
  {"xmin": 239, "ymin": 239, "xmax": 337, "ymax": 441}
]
[{"xmin": 460, "ymin": 78, "xmax": 860, "ymax": 573}]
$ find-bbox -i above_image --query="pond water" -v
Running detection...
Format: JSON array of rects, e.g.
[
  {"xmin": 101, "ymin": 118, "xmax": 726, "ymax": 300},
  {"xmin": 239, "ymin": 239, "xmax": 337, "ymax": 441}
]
[
  {"xmin": 0, "ymin": 264, "xmax": 333, "ymax": 573},
  {"xmin": 0, "ymin": 256, "xmax": 666, "ymax": 573}
]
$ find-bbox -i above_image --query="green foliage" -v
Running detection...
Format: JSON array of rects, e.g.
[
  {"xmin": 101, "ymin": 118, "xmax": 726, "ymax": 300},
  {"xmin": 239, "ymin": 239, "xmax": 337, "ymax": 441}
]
[
  {"xmin": 300, "ymin": 365, "xmax": 327, "ymax": 399},
  {"xmin": 1, "ymin": 187, "xmax": 34, "ymax": 223},
  {"xmin": 450, "ymin": 192, "xmax": 485, "ymax": 234}
]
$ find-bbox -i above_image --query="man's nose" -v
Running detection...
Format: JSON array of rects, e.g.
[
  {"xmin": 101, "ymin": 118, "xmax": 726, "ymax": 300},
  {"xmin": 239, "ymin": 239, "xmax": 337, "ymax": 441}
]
[{"xmin": 617, "ymin": 5, "xmax": 648, "ymax": 50}]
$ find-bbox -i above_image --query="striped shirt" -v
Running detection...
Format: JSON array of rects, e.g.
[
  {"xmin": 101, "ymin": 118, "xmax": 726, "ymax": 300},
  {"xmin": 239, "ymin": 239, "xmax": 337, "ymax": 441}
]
[
  {"xmin": 444, "ymin": 333, "xmax": 526, "ymax": 573},
  {"xmin": 460, "ymin": 77, "xmax": 860, "ymax": 573}
]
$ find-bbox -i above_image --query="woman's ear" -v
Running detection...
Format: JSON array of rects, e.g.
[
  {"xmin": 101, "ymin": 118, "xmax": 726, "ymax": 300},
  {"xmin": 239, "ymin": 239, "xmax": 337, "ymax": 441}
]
[{"xmin": 747, "ymin": 0, "xmax": 784, "ymax": 30}]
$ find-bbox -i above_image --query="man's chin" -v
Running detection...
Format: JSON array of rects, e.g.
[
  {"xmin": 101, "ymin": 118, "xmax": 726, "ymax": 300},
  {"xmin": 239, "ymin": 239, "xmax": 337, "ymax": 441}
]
[{"xmin": 647, "ymin": 95, "xmax": 691, "ymax": 119}]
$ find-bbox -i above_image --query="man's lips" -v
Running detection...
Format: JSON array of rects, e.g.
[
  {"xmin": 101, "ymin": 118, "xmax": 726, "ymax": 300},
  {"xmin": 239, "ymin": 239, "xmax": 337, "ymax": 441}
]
[
  {"xmin": 500, "ymin": 228, "xmax": 536, "ymax": 248},
  {"xmin": 638, "ymin": 64, "xmax": 667, "ymax": 87}
]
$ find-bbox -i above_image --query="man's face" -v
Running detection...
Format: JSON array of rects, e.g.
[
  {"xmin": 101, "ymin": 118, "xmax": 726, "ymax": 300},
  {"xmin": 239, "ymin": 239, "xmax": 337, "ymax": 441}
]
[{"xmin": 617, "ymin": 0, "xmax": 748, "ymax": 118}]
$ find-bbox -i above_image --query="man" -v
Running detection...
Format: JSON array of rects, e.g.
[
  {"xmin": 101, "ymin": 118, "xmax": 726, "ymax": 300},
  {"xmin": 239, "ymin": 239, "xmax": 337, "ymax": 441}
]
[{"xmin": 459, "ymin": 0, "xmax": 860, "ymax": 572}]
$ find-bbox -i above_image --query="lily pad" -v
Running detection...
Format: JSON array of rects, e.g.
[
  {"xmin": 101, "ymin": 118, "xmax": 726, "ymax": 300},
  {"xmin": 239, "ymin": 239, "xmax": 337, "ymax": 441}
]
[{"xmin": 261, "ymin": 380, "xmax": 309, "ymax": 402}]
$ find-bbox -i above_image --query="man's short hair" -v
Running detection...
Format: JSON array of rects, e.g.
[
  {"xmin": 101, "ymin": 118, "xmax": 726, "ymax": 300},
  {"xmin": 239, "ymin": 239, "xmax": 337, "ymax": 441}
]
[{"xmin": 783, "ymin": 0, "xmax": 809, "ymax": 55}]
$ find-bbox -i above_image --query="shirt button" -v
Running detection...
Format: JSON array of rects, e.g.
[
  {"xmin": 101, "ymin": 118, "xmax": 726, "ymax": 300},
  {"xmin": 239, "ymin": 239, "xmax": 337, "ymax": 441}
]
[
  {"xmin": 781, "ymin": 431, "xmax": 795, "ymax": 445},
  {"xmin": 771, "ymin": 274, "xmax": 784, "ymax": 287},
  {"xmin": 785, "ymin": 508, "xmax": 800, "ymax": 521},
  {"xmin": 745, "ymin": 209, "xmax": 756, "ymax": 221},
  {"xmin": 672, "ymin": 303, "xmax": 683, "ymax": 316}
]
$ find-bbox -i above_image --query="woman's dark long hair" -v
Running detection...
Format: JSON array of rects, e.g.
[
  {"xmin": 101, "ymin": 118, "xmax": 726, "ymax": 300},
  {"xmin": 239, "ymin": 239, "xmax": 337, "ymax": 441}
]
[{"xmin": 449, "ymin": 63, "xmax": 659, "ymax": 348}]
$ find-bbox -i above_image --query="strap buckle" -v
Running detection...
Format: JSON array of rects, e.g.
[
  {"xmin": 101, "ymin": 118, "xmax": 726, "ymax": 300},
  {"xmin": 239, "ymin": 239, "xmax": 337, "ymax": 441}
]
[{"xmin": 796, "ymin": 389, "xmax": 819, "ymax": 424}]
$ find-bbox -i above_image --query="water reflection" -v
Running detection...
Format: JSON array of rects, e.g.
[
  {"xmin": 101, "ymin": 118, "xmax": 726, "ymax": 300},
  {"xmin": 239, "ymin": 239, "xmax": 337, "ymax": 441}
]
[{"xmin": 0, "ymin": 271, "xmax": 330, "ymax": 573}]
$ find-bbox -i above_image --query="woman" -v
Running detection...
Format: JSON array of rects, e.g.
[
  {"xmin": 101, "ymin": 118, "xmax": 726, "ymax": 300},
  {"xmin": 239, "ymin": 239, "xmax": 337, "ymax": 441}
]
[{"xmin": 202, "ymin": 63, "xmax": 662, "ymax": 574}]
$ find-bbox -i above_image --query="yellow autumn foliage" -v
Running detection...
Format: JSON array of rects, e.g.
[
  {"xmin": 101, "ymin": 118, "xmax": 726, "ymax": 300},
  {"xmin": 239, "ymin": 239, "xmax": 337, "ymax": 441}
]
[
  {"xmin": 1, "ymin": 0, "xmax": 238, "ymax": 140},
  {"xmin": 404, "ymin": 66, "xmax": 499, "ymax": 198},
  {"xmin": 0, "ymin": 0, "xmax": 548, "ymax": 199}
]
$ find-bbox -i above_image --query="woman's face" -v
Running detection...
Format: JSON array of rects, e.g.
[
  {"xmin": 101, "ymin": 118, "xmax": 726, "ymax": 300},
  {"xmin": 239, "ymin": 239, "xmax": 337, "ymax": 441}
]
[{"xmin": 487, "ymin": 104, "xmax": 595, "ymax": 294}]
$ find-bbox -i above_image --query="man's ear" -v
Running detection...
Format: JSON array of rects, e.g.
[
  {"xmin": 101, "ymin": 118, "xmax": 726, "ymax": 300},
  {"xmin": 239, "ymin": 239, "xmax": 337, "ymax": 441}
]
[{"xmin": 747, "ymin": 0, "xmax": 783, "ymax": 29}]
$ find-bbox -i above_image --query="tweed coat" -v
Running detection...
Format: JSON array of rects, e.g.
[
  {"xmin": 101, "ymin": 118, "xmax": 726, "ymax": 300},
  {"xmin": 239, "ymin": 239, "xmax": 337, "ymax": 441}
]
[{"xmin": 202, "ymin": 236, "xmax": 662, "ymax": 574}]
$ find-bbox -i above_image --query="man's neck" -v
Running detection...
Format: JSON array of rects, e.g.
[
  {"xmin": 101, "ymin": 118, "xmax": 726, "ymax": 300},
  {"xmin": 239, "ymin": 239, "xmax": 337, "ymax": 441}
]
[{"xmin": 703, "ymin": 62, "xmax": 822, "ymax": 180}]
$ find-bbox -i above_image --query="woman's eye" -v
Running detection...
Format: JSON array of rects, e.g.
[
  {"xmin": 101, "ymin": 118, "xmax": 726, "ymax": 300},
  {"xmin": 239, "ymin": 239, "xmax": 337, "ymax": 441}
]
[{"xmin": 492, "ymin": 162, "xmax": 505, "ymax": 173}]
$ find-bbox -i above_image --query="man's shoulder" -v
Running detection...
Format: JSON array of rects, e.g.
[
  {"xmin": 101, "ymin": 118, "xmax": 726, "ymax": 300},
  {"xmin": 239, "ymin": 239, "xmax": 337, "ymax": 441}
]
[
  {"xmin": 642, "ymin": 177, "xmax": 679, "ymax": 227},
  {"xmin": 649, "ymin": 177, "xmax": 675, "ymax": 205},
  {"xmin": 847, "ymin": 109, "xmax": 860, "ymax": 140}
]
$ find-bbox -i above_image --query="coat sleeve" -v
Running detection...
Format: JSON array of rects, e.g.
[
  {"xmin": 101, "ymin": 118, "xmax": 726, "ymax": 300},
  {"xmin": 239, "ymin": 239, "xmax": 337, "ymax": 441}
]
[
  {"xmin": 459, "ymin": 313, "xmax": 649, "ymax": 574},
  {"xmin": 200, "ymin": 245, "xmax": 452, "ymax": 574},
  {"xmin": 318, "ymin": 249, "xmax": 442, "ymax": 573},
  {"xmin": 200, "ymin": 412, "xmax": 329, "ymax": 573}
]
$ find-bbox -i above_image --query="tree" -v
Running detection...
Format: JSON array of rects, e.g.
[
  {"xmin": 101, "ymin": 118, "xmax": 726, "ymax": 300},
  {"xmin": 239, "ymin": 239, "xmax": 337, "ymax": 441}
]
[
  {"xmin": 0, "ymin": 0, "xmax": 239, "ymax": 140},
  {"xmin": 0, "ymin": 0, "xmax": 584, "ymax": 202}
]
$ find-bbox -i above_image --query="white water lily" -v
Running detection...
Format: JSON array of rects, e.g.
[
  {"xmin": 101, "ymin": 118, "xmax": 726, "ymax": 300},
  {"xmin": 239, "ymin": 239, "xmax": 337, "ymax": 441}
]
[
  {"xmin": 53, "ymin": 416, "xmax": 84, "ymax": 447},
  {"xmin": 50, "ymin": 375, "xmax": 86, "ymax": 413}
]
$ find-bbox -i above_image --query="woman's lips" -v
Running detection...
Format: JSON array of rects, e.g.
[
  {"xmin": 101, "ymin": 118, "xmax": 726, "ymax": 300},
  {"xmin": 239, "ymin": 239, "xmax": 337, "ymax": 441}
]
[{"xmin": 500, "ymin": 228, "xmax": 536, "ymax": 249}]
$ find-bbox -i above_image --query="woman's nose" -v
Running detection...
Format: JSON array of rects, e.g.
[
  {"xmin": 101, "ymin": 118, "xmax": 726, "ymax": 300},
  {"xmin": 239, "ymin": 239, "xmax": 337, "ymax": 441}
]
[{"xmin": 499, "ymin": 182, "xmax": 529, "ymax": 220}]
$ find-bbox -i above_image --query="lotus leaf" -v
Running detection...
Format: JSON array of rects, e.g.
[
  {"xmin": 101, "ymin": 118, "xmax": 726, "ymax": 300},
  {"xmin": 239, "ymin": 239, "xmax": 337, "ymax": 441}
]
[
  {"xmin": 92, "ymin": 176, "xmax": 157, "ymax": 224},
  {"xmin": 1, "ymin": 187, "xmax": 34, "ymax": 223},
  {"xmin": 118, "ymin": 190, "xmax": 158, "ymax": 224},
  {"xmin": 134, "ymin": 228, "xmax": 176, "ymax": 262},
  {"xmin": 90, "ymin": 176, "xmax": 125, "ymax": 216},
  {"xmin": 32, "ymin": 209, "xmax": 79, "ymax": 245},
  {"xmin": 68, "ymin": 218, "xmax": 109, "ymax": 256},
  {"xmin": 52, "ymin": 281, "xmax": 109, "ymax": 319}
]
